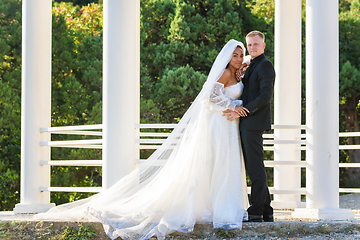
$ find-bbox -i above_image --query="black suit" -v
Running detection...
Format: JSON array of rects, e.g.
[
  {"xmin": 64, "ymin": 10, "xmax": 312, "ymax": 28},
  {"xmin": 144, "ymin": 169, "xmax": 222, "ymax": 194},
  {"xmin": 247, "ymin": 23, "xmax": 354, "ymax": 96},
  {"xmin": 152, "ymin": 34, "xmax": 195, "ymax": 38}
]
[{"xmin": 240, "ymin": 53, "xmax": 275, "ymax": 216}]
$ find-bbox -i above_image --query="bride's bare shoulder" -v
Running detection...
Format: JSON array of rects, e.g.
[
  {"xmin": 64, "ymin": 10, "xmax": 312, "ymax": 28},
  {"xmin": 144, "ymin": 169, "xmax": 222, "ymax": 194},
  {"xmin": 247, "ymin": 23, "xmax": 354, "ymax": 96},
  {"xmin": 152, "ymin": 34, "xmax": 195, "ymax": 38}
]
[{"xmin": 217, "ymin": 68, "xmax": 232, "ymax": 85}]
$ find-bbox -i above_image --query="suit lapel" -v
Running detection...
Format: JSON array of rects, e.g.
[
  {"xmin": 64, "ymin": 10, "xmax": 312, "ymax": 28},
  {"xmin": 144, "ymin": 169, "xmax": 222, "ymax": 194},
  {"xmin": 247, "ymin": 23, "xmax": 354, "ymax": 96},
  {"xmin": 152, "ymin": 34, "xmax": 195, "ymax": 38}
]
[{"xmin": 244, "ymin": 54, "xmax": 265, "ymax": 82}]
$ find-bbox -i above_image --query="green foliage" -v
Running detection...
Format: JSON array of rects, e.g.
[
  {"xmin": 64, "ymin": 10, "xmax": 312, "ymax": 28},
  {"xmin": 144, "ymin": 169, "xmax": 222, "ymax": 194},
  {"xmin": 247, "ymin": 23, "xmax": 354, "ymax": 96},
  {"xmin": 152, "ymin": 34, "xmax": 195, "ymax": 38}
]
[
  {"xmin": 54, "ymin": 0, "xmax": 100, "ymax": 7},
  {"xmin": 0, "ymin": 0, "xmax": 21, "ymax": 211},
  {"xmin": 339, "ymin": 61, "xmax": 360, "ymax": 100},
  {"xmin": 53, "ymin": 2, "xmax": 103, "ymax": 44},
  {"xmin": 339, "ymin": 0, "xmax": 352, "ymax": 12},
  {"xmin": 339, "ymin": 4, "xmax": 360, "ymax": 67},
  {"xmin": 0, "ymin": 168, "xmax": 19, "ymax": 210},
  {"xmin": 153, "ymin": 65, "xmax": 207, "ymax": 122},
  {"xmin": 246, "ymin": 0, "xmax": 274, "ymax": 24},
  {"xmin": 60, "ymin": 224, "xmax": 97, "ymax": 240},
  {"xmin": 338, "ymin": 0, "xmax": 360, "ymax": 186}
]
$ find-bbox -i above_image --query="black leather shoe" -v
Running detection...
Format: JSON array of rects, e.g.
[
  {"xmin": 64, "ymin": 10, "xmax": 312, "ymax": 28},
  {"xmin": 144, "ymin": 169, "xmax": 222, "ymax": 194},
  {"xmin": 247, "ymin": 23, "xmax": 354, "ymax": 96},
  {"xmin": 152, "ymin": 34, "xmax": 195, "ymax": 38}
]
[
  {"xmin": 243, "ymin": 215, "xmax": 263, "ymax": 222},
  {"xmin": 263, "ymin": 214, "xmax": 274, "ymax": 222}
]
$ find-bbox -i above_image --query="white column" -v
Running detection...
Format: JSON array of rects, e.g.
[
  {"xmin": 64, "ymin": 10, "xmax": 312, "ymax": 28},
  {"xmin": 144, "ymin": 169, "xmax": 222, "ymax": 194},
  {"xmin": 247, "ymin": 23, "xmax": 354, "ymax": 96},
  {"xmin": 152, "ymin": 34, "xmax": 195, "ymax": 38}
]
[
  {"xmin": 14, "ymin": 0, "xmax": 54, "ymax": 214},
  {"xmin": 102, "ymin": 0, "xmax": 140, "ymax": 189},
  {"xmin": 273, "ymin": 0, "xmax": 302, "ymax": 209},
  {"xmin": 292, "ymin": 0, "xmax": 353, "ymax": 220}
]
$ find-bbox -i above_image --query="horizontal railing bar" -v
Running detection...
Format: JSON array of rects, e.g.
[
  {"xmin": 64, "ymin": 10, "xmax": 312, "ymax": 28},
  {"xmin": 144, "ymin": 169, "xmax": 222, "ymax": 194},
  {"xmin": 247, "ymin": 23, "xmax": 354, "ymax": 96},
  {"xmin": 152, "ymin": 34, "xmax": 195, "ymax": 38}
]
[
  {"xmin": 263, "ymin": 146, "xmax": 274, "ymax": 151},
  {"xmin": 50, "ymin": 145, "xmax": 103, "ymax": 149},
  {"xmin": 40, "ymin": 187, "xmax": 102, "ymax": 193},
  {"xmin": 264, "ymin": 134, "xmax": 306, "ymax": 139},
  {"xmin": 339, "ymin": 188, "xmax": 360, "ymax": 193},
  {"xmin": 247, "ymin": 187, "xmax": 306, "ymax": 194},
  {"xmin": 271, "ymin": 125, "xmax": 307, "ymax": 130},
  {"xmin": 137, "ymin": 124, "xmax": 177, "ymax": 129},
  {"xmin": 135, "ymin": 159, "xmax": 307, "ymax": 168},
  {"xmin": 137, "ymin": 124, "xmax": 307, "ymax": 130},
  {"xmin": 38, "ymin": 124, "xmax": 311, "ymax": 132},
  {"xmin": 264, "ymin": 161, "xmax": 307, "ymax": 167},
  {"xmin": 134, "ymin": 159, "xmax": 166, "ymax": 166},
  {"xmin": 264, "ymin": 140, "xmax": 306, "ymax": 145},
  {"xmin": 339, "ymin": 145, "xmax": 360, "ymax": 150},
  {"xmin": 269, "ymin": 188, "xmax": 307, "ymax": 194},
  {"xmin": 137, "ymin": 139, "xmax": 166, "ymax": 144},
  {"xmin": 139, "ymin": 145, "xmax": 306, "ymax": 151},
  {"xmin": 137, "ymin": 139, "xmax": 306, "ymax": 145},
  {"xmin": 138, "ymin": 133, "xmax": 305, "ymax": 139},
  {"xmin": 339, "ymin": 163, "xmax": 360, "ymax": 168},
  {"xmin": 134, "ymin": 160, "xmax": 356, "ymax": 168},
  {"xmin": 263, "ymin": 134, "xmax": 274, "ymax": 138},
  {"xmin": 40, "ymin": 124, "xmax": 103, "ymax": 132},
  {"xmin": 139, "ymin": 145, "xmax": 161, "ymax": 150},
  {"xmin": 40, "ymin": 160, "xmax": 103, "ymax": 166},
  {"xmin": 339, "ymin": 132, "xmax": 360, "ymax": 137},
  {"xmin": 139, "ymin": 133, "xmax": 170, "ymax": 137},
  {"xmin": 40, "ymin": 139, "xmax": 103, "ymax": 146},
  {"xmin": 50, "ymin": 131, "xmax": 102, "ymax": 136},
  {"xmin": 41, "ymin": 187, "xmax": 308, "ymax": 194}
]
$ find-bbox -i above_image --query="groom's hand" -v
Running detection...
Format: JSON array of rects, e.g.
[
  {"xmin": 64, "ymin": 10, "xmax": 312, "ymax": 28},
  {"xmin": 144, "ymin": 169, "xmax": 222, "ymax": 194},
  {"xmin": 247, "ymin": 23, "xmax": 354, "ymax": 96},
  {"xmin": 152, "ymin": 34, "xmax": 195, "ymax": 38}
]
[
  {"xmin": 235, "ymin": 63, "xmax": 248, "ymax": 81},
  {"xmin": 234, "ymin": 106, "xmax": 249, "ymax": 117}
]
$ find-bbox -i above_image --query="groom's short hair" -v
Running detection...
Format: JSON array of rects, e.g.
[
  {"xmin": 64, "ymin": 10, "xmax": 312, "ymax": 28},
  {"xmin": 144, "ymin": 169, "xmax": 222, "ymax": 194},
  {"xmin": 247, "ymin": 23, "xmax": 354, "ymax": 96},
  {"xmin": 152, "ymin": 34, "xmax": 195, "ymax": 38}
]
[{"xmin": 246, "ymin": 31, "xmax": 265, "ymax": 42}]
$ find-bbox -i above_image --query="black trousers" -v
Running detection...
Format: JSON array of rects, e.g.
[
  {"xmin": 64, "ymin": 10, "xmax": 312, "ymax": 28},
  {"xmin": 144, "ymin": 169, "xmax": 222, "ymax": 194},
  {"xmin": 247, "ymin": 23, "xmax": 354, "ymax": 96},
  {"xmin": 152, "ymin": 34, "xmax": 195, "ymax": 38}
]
[{"xmin": 240, "ymin": 126, "xmax": 273, "ymax": 216}]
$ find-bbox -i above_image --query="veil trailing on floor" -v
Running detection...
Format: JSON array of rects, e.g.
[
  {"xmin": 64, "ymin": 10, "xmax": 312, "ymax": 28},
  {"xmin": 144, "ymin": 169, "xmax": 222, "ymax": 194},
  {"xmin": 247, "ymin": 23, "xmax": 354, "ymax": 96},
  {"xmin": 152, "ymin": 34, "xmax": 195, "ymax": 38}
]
[{"xmin": 36, "ymin": 39, "xmax": 249, "ymax": 240}]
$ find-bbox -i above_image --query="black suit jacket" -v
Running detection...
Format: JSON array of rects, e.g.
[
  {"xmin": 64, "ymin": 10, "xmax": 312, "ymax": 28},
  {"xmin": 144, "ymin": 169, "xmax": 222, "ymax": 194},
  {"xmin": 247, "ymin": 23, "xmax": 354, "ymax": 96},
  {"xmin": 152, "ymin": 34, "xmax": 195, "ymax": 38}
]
[{"xmin": 240, "ymin": 54, "xmax": 275, "ymax": 131}]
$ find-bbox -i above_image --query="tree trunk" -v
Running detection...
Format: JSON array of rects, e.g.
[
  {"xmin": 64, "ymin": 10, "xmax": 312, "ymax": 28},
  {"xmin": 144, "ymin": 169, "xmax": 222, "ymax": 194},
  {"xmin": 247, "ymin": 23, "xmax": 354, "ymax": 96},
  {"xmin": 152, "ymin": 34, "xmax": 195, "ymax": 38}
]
[{"xmin": 341, "ymin": 95, "xmax": 360, "ymax": 187}]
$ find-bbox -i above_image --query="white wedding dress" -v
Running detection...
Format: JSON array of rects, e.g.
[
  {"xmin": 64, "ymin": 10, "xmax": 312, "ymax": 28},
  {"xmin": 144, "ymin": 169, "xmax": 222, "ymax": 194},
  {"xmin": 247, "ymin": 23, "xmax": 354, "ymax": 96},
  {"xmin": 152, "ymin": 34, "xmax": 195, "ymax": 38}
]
[{"xmin": 36, "ymin": 39, "xmax": 249, "ymax": 240}]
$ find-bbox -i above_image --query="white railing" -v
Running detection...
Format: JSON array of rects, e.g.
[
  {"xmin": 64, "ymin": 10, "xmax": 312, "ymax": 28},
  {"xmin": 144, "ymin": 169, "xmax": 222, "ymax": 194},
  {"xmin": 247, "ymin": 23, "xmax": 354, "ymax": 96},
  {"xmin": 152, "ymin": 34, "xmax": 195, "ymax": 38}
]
[
  {"xmin": 339, "ymin": 132, "xmax": 360, "ymax": 193},
  {"xmin": 39, "ymin": 124, "xmax": 360, "ymax": 195},
  {"xmin": 39, "ymin": 124, "xmax": 103, "ymax": 193}
]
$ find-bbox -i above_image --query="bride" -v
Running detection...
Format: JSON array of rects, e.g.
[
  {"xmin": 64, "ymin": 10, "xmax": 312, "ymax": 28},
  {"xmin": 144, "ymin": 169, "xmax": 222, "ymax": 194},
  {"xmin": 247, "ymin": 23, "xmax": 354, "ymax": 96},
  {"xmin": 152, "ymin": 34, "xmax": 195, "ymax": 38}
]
[{"xmin": 36, "ymin": 39, "xmax": 250, "ymax": 240}]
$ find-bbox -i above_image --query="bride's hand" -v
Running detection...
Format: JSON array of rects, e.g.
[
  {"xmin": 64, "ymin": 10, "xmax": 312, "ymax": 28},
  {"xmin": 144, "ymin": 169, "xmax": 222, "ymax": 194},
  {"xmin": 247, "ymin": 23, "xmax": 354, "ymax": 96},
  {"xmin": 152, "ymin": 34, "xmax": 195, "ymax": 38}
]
[{"xmin": 222, "ymin": 110, "xmax": 240, "ymax": 121}]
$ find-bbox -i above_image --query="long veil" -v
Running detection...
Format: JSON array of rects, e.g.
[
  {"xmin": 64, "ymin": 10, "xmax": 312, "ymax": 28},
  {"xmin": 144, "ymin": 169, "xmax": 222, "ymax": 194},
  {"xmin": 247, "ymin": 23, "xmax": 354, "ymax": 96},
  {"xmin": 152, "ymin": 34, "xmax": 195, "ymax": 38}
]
[{"xmin": 36, "ymin": 39, "xmax": 248, "ymax": 240}]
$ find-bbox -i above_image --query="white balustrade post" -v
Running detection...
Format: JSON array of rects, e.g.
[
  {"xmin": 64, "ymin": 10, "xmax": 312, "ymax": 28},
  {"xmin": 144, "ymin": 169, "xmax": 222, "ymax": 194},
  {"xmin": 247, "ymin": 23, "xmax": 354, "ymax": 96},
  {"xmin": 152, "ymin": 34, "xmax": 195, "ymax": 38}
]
[
  {"xmin": 14, "ymin": 0, "xmax": 54, "ymax": 214},
  {"xmin": 102, "ymin": 0, "xmax": 140, "ymax": 189},
  {"xmin": 273, "ymin": 0, "xmax": 302, "ymax": 209},
  {"xmin": 292, "ymin": 0, "xmax": 353, "ymax": 219}
]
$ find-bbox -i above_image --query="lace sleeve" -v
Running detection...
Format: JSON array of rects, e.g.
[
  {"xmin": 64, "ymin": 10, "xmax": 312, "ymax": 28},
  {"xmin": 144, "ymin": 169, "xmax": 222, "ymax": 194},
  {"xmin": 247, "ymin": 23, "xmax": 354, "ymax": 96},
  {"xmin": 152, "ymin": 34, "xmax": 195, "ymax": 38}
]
[{"xmin": 209, "ymin": 82, "xmax": 243, "ymax": 111}]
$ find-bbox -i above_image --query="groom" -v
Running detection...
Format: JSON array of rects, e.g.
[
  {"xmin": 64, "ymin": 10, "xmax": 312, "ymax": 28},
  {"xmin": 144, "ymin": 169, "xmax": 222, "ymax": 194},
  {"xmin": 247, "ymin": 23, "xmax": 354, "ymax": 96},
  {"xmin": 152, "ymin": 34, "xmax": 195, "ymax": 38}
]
[{"xmin": 224, "ymin": 31, "xmax": 275, "ymax": 222}]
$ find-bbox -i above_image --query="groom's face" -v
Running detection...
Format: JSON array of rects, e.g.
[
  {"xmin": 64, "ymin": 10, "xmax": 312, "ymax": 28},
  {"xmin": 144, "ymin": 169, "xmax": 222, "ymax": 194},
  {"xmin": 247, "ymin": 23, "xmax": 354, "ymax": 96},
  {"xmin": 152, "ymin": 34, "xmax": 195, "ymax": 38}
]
[{"xmin": 246, "ymin": 35, "xmax": 266, "ymax": 59}]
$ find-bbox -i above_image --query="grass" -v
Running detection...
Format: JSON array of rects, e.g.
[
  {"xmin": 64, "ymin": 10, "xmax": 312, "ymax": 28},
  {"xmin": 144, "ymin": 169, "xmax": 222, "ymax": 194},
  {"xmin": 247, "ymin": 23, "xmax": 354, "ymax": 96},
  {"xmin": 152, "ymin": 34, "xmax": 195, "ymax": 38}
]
[
  {"xmin": 215, "ymin": 228, "xmax": 237, "ymax": 238},
  {"xmin": 0, "ymin": 221, "xmax": 100, "ymax": 240}
]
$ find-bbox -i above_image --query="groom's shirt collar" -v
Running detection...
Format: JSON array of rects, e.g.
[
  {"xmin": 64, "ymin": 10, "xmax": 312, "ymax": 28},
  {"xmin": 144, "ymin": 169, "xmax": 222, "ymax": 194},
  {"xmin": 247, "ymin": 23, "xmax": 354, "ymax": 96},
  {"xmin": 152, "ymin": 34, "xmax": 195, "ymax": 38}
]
[{"xmin": 250, "ymin": 53, "xmax": 265, "ymax": 65}]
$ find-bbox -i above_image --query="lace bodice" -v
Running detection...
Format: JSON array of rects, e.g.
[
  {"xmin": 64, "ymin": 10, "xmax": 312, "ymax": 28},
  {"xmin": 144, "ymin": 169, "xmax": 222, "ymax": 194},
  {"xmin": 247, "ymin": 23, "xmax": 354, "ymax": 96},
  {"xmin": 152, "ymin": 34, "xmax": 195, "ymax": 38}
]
[{"xmin": 209, "ymin": 81, "xmax": 244, "ymax": 111}]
